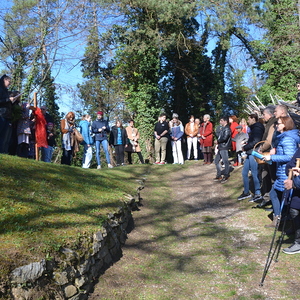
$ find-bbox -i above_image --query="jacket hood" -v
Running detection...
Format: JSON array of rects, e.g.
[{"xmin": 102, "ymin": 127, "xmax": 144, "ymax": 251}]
[{"xmin": 278, "ymin": 129, "xmax": 300, "ymax": 144}]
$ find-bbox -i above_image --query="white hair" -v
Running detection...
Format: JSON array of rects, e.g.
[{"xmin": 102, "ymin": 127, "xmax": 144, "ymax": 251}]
[{"xmin": 204, "ymin": 114, "xmax": 210, "ymax": 120}]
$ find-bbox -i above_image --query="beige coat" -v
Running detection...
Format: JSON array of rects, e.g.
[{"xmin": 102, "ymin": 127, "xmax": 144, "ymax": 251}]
[{"xmin": 126, "ymin": 126, "xmax": 141, "ymax": 152}]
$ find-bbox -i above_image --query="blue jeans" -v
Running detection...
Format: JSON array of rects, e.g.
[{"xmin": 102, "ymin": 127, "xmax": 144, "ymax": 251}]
[
  {"xmin": 95, "ymin": 139, "xmax": 110, "ymax": 165},
  {"xmin": 214, "ymin": 149, "xmax": 230, "ymax": 177},
  {"xmin": 242, "ymin": 155, "xmax": 261, "ymax": 195},
  {"xmin": 41, "ymin": 146, "xmax": 54, "ymax": 163},
  {"xmin": 270, "ymin": 186, "xmax": 283, "ymax": 216}
]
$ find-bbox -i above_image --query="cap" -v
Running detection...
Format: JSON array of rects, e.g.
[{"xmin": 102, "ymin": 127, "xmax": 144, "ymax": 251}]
[
  {"xmin": 97, "ymin": 111, "xmax": 103, "ymax": 115},
  {"xmin": 47, "ymin": 122, "xmax": 54, "ymax": 126},
  {"xmin": 172, "ymin": 113, "xmax": 179, "ymax": 118},
  {"xmin": 236, "ymin": 125, "xmax": 242, "ymax": 129}
]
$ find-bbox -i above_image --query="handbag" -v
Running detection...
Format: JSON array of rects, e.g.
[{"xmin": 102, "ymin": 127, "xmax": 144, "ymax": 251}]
[
  {"xmin": 74, "ymin": 128, "xmax": 84, "ymax": 143},
  {"xmin": 252, "ymin": 140, "xmax": 271, "ymax": 164}
]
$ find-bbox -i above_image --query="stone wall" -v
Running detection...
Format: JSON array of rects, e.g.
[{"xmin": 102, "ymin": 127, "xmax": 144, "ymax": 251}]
[{"xmin": 3, "ymin": 185, "xmax": 143, "ymax": 300}]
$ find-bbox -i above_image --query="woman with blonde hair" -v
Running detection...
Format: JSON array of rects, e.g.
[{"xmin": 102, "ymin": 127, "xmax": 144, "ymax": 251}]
[{"xmin": 199, "ymin": 114, "xmax": 214, "ymax": 164}]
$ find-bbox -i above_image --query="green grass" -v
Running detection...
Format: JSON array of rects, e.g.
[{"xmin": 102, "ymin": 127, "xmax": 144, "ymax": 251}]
[{"xmin": 0, "ymin": 154, "xmax": 149, "ymax": 280}]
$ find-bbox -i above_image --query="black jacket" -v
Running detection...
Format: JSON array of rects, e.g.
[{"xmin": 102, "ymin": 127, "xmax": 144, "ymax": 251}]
[
  {"xmin": 109, "ymin": 126, "xmax": 128, "ymax": 146},
  {"xmin": 243, "ymin": 122, "xmax": 265, "ymax": 155},
  {"xmin": 217, "ymin": 124, "xmax": 231, "ymax": 150},
  {"xmin": 0, "ymin": 85, "xmax": 12, "ymax": 119}
]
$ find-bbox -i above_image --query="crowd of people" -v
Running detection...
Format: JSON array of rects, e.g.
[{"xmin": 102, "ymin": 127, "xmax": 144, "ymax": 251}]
[{"xmin": 3, "ymin": 73, "xmax": 300, "ymax": 255}]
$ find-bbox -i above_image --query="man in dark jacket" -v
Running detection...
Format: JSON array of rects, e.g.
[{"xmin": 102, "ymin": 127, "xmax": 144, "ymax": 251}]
[
  {"xmin": 238, "ymin": 113, "xmax": 265, "ymax": 201},
  {"xmin": 214, "ymin": 116, "xmax": 231, "ymax": 183},
  {"xmin": 91, "ymin": 111, "xmax": 113, "ymax": 169},
  {"xmin": 283, "ymin": 148, "xmax": 300, "ymax": 254},
  {"xmin": 0, "ymin": 75, "xmax": 14, "ymax": 154}
]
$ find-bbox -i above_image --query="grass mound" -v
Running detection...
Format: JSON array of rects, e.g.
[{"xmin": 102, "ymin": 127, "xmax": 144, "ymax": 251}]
[{"xmin": 0, "ymin": 154, "xmax": 149, "ymax": 280}]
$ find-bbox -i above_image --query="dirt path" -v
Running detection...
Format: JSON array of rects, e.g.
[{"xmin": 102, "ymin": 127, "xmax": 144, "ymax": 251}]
[{"xmin": 88, "ymin": 162, "xmax": 300, "ymax": 300}]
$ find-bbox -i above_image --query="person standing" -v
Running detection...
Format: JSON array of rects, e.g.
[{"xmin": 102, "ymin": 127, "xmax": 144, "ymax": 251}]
[
  {"xmin": 169, "ymin": 113, "xmax": 184, "ymax": 165},
  {"xmin": 0, "ymin": 75, "xmax": 14, "ymax": 154},
  {"xmin": 16, "ymin": 103, "xmax": 31, "ymax": 158},
  {"xmin": 60, "ymin": 111, "xmax": 76, "ymax": 165},
  {"xmin": 109, "ymin": 119, "xmax": 128, "ymax": 166},
  {"xmin": 154, "ymin": 113, "xmax": 169, "ymax": 164},
  {"xmin": 237, "ymin": 113, "xmax": 265, "ymax": 201},
  {"xmin": 92, "ymin": 111, "xmax": 113, "ymax": 169},
  {"xmin": 125, "ymin": 119, "xmax": 144, "ymax": 164},
  {"xmin": 199, "ymin": 114, "xmax": 214, "ymax": 165},
  {"xmin": 41, "ymin": 122, "xmax": 56, "ymax": 163},
  {"xmin": 263, "ymin": 116, "xmax": 300, "ymax": 227},
  {"xmin": 214, "ymin": 116, "xmax": 232, "ymax": 183},
  {"xmin": 185, "ymin": 115, "xmax": 198, "ymax": 160},
  {"xmin": 79, "ymin": 114, "xmax": 94, "ymax": 169}
]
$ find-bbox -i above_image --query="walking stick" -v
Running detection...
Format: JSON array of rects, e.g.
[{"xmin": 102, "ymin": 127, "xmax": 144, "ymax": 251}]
[{"xmin": 259, "ymin": 159, "xmax": 300, "ymax": 286}]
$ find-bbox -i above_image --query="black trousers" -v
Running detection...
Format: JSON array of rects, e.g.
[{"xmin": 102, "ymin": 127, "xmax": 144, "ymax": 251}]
[
  {"xmin": 128, "ymin": 151, "xmax": 144, "ymax": 164},
  {"xmin": 115, "ymin": 145, "xmax": 125, "ymax": 165}
]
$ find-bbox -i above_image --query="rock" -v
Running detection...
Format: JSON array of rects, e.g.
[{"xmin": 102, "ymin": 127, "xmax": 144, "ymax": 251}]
[
  {"xmin": 10, "ymin": 260, "xmax": 46, "ymax": 284},
  {"xmin": 64, "ymin": 284, "xmax": 78, "ymax": 298}
]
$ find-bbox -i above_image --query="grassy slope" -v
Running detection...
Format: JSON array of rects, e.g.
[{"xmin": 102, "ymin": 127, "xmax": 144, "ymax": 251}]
[{"xmin": 0, "ymin": 154, "xmax": 149, "ymax": 280}]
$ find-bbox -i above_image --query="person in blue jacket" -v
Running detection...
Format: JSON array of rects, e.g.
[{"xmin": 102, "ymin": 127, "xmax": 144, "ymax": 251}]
[
  {"xmin": 169, "ymin": 113, "xmax": 184, "ymax": 164},
  {"xmin": 79, "ymin": 114, "xmax": 94, "ymax": 169},
  {"xmin": 264, "ymin": 116, "xmax": 300, "ymax": 228},
  {"xmin": 91, "ymin": 111, "xmax": 113, "ymax": 169}
]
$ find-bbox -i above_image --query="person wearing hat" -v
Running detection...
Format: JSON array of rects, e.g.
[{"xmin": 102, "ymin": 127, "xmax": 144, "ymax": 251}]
[
  {"xmin": 169, "ymin": 113, "xmax": 184, "ymax": 164},
  {"xmin": 92, "ymin": 111, "xmax": 113, "ymax": 169},
  {"xmin": 232, "ymin": 125, "xmax": 248, "ymax": 166}
]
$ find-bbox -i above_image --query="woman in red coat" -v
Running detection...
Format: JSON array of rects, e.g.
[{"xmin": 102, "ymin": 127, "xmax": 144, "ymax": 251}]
[
  {"xmin": 199, "ymin": 114, "xmax": 214, "ymax": 164},
  {"xmin": 229, "ymin": 115, "xmax": 239, "ymax": 165}
]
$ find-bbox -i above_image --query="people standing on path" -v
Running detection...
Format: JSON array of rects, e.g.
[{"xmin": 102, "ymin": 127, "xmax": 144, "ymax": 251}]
[
  {"xmin": 185, "ymin": 115, "xmax": 198, "ymax": 160},
  {"xmin": 125, "ymin": 119, "xmax": 144, "ymax": 164},
  {"xmin": 79, "ymin": 114, "xmax": 94, "ymax": 169},
  {"xmin": 154, "ymin": 113, "xmax": 169, "ymax": 165},
  {"xmin": 169, "ymin": 113, "xmax": 184, "ymax": 165},
  {"xmin": 199, "ymin": 114, "xmax": 213, "ymax": 165},
  {"xmin": 92, "ymin": 111, "xmax": 113, "ymax": 169},
  {"xmin": 109, "ymin": 119, "xmax": 128, "ymax": 166},
  {"xmin": 214, "ymin": 116, "xmax": 232, "ymax": 183},
  {"xmin": 237, "ymin": 113, "xmax": 265, "ymax": 202}
]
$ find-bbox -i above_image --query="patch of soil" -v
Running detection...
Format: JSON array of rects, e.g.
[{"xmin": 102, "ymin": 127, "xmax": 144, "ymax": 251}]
[{"xmin": 88, "ymin": 162, "xmax": 299, "ymax": 299}]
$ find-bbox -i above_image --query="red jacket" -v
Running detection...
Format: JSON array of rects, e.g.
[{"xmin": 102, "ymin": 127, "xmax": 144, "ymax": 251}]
[{"xmin": 199, "ymin": 121, "xmax": 213, "ymax": 147}]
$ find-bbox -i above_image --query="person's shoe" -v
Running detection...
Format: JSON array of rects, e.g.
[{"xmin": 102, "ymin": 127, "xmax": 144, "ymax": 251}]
[
  {"xmin": 154, "ymin": 161, "xmax": 160, "ymax": 164},
  {"xmin": 159, "ymin": 162, "xmax": 165, "ymax": 165},
  {"xmin": 249, "ymin": 194, "xmax": 263, "ymax": 203},
  {"xmin": 108, "ymin": 163, "xmax": 113, "ymax": 168},
  {"xmin": 255, "ymin": 199, "xmax": 271, "ymax": 208},
  {"xmin": 97, "ymin": 165, "xmax": 101, "ymax": 169},
  {"xmin": 213, "ymin": 176, "xmax": 222, "ymax": 182},
  {"xmin": 237, "ymin": 192, "xmax": 251, "ymax": 201},
  {"xmin": 282, "ymin": 243, "xmax": 300, "ymax": 254},
  {"xmin": 220, "ymin": 176, "xmax": 229, "ymax": 183},
  {"xmin": 233, "ymin": 161, "xmax": 238, "ymax": 166},
  {"xmin": 121, "ymin": 163, "xmax": 126, "ymax": 166}
]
